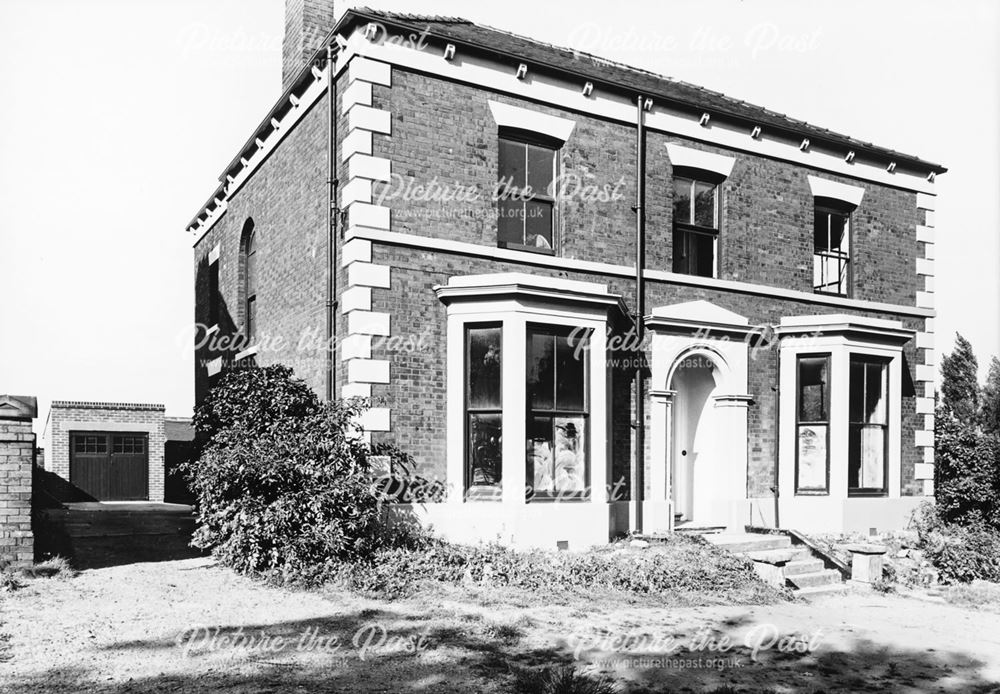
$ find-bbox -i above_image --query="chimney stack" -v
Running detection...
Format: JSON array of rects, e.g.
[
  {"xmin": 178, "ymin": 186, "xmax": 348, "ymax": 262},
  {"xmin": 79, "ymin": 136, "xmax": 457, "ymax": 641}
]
[{"xmin": 282, "ymin": 0, "xmax": 338, "ymax": 91}]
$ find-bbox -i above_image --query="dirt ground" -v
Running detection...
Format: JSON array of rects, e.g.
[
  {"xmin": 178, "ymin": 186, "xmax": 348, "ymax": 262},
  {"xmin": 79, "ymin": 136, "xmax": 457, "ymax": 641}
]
[{"xmin": 2, "ymin": 558, "xmax": 1000, "ymax": 693}]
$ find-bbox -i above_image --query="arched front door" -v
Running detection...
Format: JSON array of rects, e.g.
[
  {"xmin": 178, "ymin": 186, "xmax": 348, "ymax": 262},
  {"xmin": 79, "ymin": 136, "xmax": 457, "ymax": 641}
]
[
  {"xmin": 645, "ymin": 300, "xmax": 755, "ymax": 533},
  {"xmin": 669, "ymin": 354, "xmax": 720, "ymax": 525}
]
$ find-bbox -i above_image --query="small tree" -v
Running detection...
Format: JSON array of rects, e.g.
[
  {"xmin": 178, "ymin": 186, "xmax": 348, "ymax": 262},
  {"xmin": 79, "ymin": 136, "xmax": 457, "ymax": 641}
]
[{"xmin": 939, "ymin": 333, "xmax": 979, "ymax": 422}]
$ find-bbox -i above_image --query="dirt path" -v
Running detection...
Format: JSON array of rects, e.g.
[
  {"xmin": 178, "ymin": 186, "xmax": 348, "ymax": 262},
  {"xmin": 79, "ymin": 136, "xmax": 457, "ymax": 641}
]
[{"xmin": 2, "ymin": 558, "xmax": 999, "ymax": 693}]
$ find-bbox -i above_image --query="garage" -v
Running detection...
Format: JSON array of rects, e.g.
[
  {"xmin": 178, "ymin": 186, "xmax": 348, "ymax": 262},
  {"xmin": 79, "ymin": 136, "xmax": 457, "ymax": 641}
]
[{"xmin": 69, "ymin": 431, "xmax": 149, "ymax": 501}]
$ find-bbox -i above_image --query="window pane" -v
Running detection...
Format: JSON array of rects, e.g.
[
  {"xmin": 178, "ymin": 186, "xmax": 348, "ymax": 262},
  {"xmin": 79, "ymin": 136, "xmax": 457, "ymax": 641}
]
[
  {"xmin": 527, "ymin": 332, "xmax": 555, "ymax": 410},
  {"xmin": 553, "ymin": 416, "xmax": 586, "ymax": 493},
  {"xmin": 95, "ymin": 436, "xmax": 107, "ymax": 454},
  {"xmin": 673, "ymin": 178, "xmax": 691, "ymax": 225},
  {"xmin": 524, "ymin": 200, "xmax": 553, "ymax": 249},
  {"xmin": 246, "ymin": 246, "xmax": 257, "ymax": 296},
  {"xmin": 798, "ymin": 357, "xmax": 829, "ymax": 421},
  {"xmin": 849, "ymin": 425, "xmax": 886, "ymax": 490},
  {"xmin": 829, "ymin": 213, "xmax": 848, "ymax": 253},
  {"xmin": 469, "ymin": 413, "xmax": 502, "ymax": 487},
  {"xmin": 528, "ymin": 415, "xmax": 554, "ymax": 495},
  {"xmin": 693, "ymin": 181, "xmax": 716, "ymax": 228},
  {"xmin": 692, "ymin": 232, "xmax": 715, "ymax": 277},
  {"xmin": 498, "ymin": 198, "xmax": 523, "ymax": 246},
  {"xmin": 865, "ymin": 362, "xmax": 887, "ymax": 424},
  {"xmin": 555, "ymin": 330, "xmax": 586, "ymax": 410},
  {"xmin": 498, "ymin": 139, "xmax": 525, "ymax": 189},
  {"xmin": 813, "ymin": 211, "xmax": 830, "ymax": 252},
  {"xmin": 247, "ymin": 296, "xmax": 257, "ymax": 341},
  {"xmin": 467, "ymin": 327, "xmax": 501, "ymax": 409},
  {"xmin": 797, "ymin": 424, "xmax": 828, "ymax": 490},
  {"xmin": 673, "ymin": 229, "xmax": 715, "ymax": 277},
  {"xmin": 527, "ymin": 416, "xmax": 587, "ymax": 495},
  {"xmin": 526, "ymin": 145, "xmax": 554, "ymax": 195}
]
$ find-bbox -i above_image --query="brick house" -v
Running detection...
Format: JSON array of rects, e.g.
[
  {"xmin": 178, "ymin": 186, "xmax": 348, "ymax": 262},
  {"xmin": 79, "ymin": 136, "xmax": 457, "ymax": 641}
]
[{"xmin": 186, "ymin": 5, "xmax": 944, "ymax": 547}]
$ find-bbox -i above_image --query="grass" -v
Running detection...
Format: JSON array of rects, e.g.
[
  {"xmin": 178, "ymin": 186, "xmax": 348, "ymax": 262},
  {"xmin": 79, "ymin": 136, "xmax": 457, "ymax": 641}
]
[
  {"xmin": 944, "ymin": 580, "xmax": 1000, "ymax": 610},
  {"xmin": 0, "ymin": 556, "xmax": 76, "ymax": 592}
]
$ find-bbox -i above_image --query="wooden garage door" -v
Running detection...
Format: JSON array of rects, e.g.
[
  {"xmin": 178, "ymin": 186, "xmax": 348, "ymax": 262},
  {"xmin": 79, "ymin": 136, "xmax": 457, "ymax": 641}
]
[{"xmin": 70, "ymin": 432, "xmax": 149, "ymax": 501}]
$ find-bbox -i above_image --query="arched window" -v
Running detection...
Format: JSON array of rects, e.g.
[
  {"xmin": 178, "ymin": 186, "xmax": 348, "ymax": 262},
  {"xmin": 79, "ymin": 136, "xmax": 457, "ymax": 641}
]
[{"xmin": 241, "ymin": 219, "xmax": 258, "ymax": 343}]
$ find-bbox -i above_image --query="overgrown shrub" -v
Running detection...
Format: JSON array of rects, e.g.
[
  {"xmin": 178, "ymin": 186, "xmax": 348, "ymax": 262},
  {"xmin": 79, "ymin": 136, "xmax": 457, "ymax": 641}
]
[
  {"xmin": 914, "ymin": 503, "xmax": 1000, "ymax": 583},
  {"xmin": 193, "ymin": 364, "xmax": 320, "ymax": 445},
  {"xmin": 184, "ymin": 364, "xmax": 419, "ymax": 580},
  {"xmin": 934, "ymin": 411, "xmax": 1000, "ymax": 529}
]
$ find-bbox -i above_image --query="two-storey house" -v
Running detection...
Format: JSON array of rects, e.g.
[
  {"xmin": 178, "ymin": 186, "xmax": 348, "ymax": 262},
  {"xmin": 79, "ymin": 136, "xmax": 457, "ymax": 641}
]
[{"xmin": 186, "ymin": 5, "xmax": 945, "ymax": 548}]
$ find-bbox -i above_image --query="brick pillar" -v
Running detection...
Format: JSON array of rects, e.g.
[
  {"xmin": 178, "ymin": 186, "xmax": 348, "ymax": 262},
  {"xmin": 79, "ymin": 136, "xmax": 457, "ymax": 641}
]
[{"xmin": 0, "ymin": 395, "xmax": 36, "ymax": 569}]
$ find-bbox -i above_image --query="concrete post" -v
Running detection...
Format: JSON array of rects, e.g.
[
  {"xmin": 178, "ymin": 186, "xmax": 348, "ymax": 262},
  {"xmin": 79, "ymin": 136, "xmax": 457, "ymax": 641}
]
[{"xmin": 0, "ymin": 395, "xmax": 36, "ymax": 569}]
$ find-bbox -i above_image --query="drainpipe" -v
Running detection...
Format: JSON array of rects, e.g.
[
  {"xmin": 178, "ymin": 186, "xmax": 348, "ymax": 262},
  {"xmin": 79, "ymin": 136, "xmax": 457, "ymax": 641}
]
[
  {"xmin": 325, "ymin": 44, "xmax": 340, "ymax": 402},
  {"xmin": 633, "ymin": 95, "xmax": 646, "ymax": 532}
]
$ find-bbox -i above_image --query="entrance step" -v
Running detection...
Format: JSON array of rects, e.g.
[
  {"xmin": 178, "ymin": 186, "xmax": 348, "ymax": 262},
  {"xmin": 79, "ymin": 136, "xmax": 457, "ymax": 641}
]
[
  {"xmin": 795, "ymin": 583, "xmax": 849, "ymax": 599},
  {"xmin": 786, "ymin": 569, "xmax": 842, "ymax": 589},
  {"xmin": 700, "ymin": 529, "xmax": 848, "ymax": 595},
  {"xmin": 782, "ymin": 558, "xmax": 825, "ymax": 577},
  {"xmin": 703, "ymin": 533, "xmax": 792, "ymax": 553}
]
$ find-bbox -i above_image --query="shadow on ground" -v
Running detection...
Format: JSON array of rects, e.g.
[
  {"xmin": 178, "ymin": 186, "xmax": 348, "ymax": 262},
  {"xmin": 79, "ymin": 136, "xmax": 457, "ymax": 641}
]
[{"xmin": 3, "ymin": 606, "xmax": 1000, "ymax": 693}]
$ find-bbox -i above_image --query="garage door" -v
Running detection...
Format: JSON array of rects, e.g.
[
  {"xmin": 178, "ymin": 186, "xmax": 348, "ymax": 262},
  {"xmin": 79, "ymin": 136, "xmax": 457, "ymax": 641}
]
[{"xmin": 69, "ymin": 432, "xmax": 149, "ymax": 501}]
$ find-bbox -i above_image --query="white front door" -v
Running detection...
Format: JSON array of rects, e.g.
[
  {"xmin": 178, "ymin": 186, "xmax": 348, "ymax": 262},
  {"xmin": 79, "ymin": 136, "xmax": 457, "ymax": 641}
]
[{"xmin": 671, "ymin": 358, "xmax": 719, "ymax": 524}]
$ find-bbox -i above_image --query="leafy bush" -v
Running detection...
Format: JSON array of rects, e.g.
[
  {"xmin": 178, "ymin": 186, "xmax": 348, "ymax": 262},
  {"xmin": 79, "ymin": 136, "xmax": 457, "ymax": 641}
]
[
  {"xmin": 336, "ymin": 535, "xmax": 782, "ymax": 602},
  {"xmin": 193, "ymin": 364, "xmax": 319, "ymax": 445},
  {"xmin": 934, "ymin": 411, "xmax": 1000, "ymax": 529},
  {"xmin": 920, "ymin": 523, "xmax": 1000, "ymax": 584},
  {"xmin": 184, "ymin": 364, "xmax": 420, "ymax": 581}
]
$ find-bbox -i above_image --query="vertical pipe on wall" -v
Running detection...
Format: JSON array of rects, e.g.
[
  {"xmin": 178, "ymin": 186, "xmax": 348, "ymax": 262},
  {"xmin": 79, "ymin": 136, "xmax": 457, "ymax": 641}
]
[
  {"xmin": 325, "ymin": 43, "xmax": 339, "ymax": 402},
  {"xmin": 634, "ymin": 95, "xmax": 646, "ymax": 531}
]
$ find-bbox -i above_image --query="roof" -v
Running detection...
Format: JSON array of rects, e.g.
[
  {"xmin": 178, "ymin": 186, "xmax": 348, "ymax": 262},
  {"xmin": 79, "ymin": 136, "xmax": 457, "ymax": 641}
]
[{"xmin": 344, "ymin": 8, "xmax": 946, "ymax": 174}]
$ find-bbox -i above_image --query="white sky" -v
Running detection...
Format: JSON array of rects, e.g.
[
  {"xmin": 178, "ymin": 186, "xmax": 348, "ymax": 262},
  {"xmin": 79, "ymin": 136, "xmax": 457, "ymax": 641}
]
[{"xmin": 1, "ymin": 0, "xmax": 997, "ymax": 435}]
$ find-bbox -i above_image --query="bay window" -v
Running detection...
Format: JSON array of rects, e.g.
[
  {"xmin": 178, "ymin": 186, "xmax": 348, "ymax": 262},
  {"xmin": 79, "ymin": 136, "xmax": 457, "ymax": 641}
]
[
  {"xmin": 849, "ymin": 356, "xmax": 889, "ymax": 496},
  {"xmin": 526, "ymin": 325, "xmax": 590, "ymax": 499},
  {"xmin": 465, "ymin": 325, "xmax": 502, "ymax": 496},
  {"xmin": 795, "ymin": 355, "xmax": 830, "ymax": 494}
]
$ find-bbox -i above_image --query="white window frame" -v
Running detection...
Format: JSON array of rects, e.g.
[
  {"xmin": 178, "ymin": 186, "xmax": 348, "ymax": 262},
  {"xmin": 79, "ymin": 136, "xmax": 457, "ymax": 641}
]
[{"xmin": 436, "ymin": 273, "xmax": 617, "ymax": 506}]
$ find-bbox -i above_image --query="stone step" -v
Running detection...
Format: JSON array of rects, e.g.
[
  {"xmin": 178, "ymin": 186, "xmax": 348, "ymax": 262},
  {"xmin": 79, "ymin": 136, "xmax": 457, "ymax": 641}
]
[
  {"xmin": 786, "ymin": 569, "xmax": 842, "ymax": 589},
  {"xmin": 703, "ymin": 533, "xmax": 791, "ymax": 553},
  {"xmin": 742, "ymin": 548, "xmax": 797, "ymax": 564},
  {"xmin": 783, "ymin": 559, "xmax": 825, "ymax": 576},
  {"xmin": 795, "ymin": 582, "xmax": 850, "ymax": 599}
]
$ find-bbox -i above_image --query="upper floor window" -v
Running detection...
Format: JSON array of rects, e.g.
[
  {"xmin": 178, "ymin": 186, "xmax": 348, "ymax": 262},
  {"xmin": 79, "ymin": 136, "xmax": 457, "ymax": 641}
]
[
  {"xmin": 497, "ymin": 135, "xmax": 557, "ymax": 254},
  {"xmin": 813, "ymin": 206, "xmax": 850, "ymax": 296},
  {"xmin": 242, "ymin": 223, "xmax": 258, "ymax": 343},
  {"xmin": 672, "ymin": 177, "xmax": 719, "ymax": 277},
  {"xmin": 806, "ymin": 176, "xmax": 864, "ymax": 298}
]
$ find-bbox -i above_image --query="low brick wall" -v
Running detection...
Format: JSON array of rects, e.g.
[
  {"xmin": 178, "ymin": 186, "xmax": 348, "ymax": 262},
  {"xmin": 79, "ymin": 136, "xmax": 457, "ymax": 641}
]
[{"xmin": 0, "ymin": 396, "xmax": 36, "ymax": 568}]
